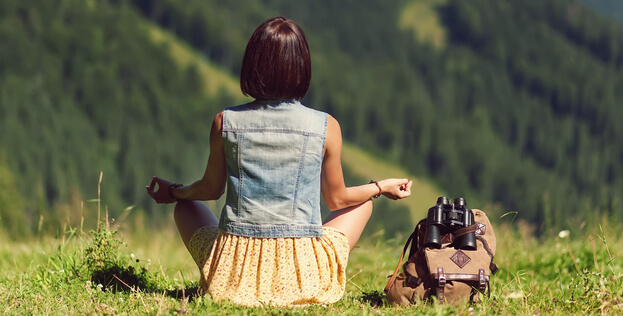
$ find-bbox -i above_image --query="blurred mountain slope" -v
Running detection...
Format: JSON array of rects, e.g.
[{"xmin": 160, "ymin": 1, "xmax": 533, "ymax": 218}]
[{"xmin": 2, "ymin": 0, "xmax": 623, "ymax": 237}]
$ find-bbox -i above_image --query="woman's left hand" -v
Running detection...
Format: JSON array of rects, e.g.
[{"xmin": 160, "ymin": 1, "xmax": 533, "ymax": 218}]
[
  {"xmin": 380, "ymin": 178, "xmax": 413, "ymax": 200},
  {"xmin": 146, "ymin": 176, "xmax": 177, "ymax": 204}
]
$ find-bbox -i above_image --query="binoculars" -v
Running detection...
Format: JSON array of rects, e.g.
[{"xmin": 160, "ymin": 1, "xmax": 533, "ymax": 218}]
[{"xmin": 423, "ymin": 196, "xmax": 477, "ymax": 250}]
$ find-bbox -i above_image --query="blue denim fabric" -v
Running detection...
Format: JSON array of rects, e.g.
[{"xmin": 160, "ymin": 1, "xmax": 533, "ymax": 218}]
[{"xmin": 219, "ymin": 99, "xmax": 328, "ymax": 238}]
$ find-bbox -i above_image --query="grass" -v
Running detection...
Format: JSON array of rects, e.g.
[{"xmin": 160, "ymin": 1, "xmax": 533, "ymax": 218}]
[{"xmin": 0, "ymin": 211, "xmax": 621, "ymax": 315}]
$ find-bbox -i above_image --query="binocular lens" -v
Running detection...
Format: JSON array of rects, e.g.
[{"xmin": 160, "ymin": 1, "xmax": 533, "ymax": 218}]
[
  {"xmin": 423, "ymin": 196, "xmax": 477, "ymax": 250},
  {"xmin": 424, "ymin": 224, "xmax": 442, "ymax": 249}
]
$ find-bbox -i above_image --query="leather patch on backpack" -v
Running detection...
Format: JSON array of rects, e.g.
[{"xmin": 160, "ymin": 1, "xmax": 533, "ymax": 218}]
[{"xmin": 450, "ymin": 250, "xmax": 471, "ymax": 268}]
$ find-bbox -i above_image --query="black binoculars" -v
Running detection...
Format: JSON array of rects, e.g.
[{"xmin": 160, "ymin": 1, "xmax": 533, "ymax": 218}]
[{"xmin": 423, "ymin": 196, "xmax": 477, "ymax": 250}]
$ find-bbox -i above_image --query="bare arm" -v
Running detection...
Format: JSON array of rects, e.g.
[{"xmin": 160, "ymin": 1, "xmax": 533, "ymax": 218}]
[
  {"xmin": 321, "ymin": 115, "xmax": 412, "ymax": 211},
  {"xmin": 147, "ymin": 112, "xmax": 226, "ymax": 203}
]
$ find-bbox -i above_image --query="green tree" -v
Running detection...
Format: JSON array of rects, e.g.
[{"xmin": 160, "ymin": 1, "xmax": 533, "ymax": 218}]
[{"xmin": 0, "ymin": 156, "xmax": 28, "ymax": 238}]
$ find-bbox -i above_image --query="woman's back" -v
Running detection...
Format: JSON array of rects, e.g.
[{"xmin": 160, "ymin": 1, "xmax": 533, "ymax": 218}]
[{"xmin": 220, "ymin": 99, "xmax": 328, "ymax": 238}]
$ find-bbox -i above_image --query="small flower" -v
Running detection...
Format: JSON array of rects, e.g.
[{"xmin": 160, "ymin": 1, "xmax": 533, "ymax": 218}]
[
  {"xmin": 558, "ymin": 230, "xmax": 570, "ymax": 239},
  {"xmin": 96, "ymin": 284, "xmax": 103, "ymax": 291},
  {"xmin": 505, "ymin": 291, "xmax": 524, "ymax": 299},
  {"xmin": 130, "ymin": 253, "xmax": 136, "ymax": 261}
]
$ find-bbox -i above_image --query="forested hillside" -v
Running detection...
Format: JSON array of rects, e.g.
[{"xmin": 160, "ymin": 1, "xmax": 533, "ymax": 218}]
[
  {"xmin": 0, "ymin": 0, "xmax": 237, "ymax": 236},
  {"xmin": 1, "ymin": 0, "xmax": 622, "ymax": 238},
  {"xmin": 128, "ymin": 0, "xmax": 623, "ymax": 231}
]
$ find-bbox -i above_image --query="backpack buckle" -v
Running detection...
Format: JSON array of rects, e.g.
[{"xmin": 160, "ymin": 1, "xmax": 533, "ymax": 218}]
[
  {"xmin": 437, "ymin": 267, "xmax": 446, "ymax": 287},
  {"xmin": 437, "ymin": 267, "xmax": 446, "ymax": 302},
  {"xmin": 406, "ymin": 275, "xmax": 422, "ymax": 287},
  {"xmin": 478, "ymin": 269, "xmax": 486, "ymax": 290}
]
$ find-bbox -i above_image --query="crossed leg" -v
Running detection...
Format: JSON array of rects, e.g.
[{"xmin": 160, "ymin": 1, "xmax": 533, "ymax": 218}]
[
  {"xmin": 174, "ymin": 200, "xmax": 219, "ymax": 251},
  {"xmin": 322, "ymin": 199, "xmax": 373, "ymax": 252}
]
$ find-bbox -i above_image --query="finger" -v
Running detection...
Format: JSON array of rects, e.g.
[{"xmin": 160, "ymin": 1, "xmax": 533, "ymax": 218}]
[
  {"xmin": 153, "ymin": 176, "xmax": 171, "ymax": 189},
  {"xmin": 148, "ymin": 177, "xmax": 157, "ymax": 191},
  {"xmin": 146, "ymin": 188, "xmax": 156, "ymax": 198},
  {"xmin": 405, "ymin": 180, "xmax": 413, "ymax": 192}
]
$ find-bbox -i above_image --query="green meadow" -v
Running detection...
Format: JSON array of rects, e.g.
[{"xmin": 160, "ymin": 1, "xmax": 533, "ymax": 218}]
[
  {"xmin": 1, "ymin": 163, "xmax": 620, "ymax": 315},
  {"xmin": 1, "ymin": 211, "xmax": 621, "ymax": 315}
]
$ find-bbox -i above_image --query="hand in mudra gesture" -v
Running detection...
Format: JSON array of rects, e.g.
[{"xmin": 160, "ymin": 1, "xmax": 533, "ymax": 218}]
[
  {"xmin": 146, "ymin": 176, "xmax": 179, "ymax": 204},
  {"xmin": 380, "ymin": 178, "xmax": 413, "ymax": 200}
]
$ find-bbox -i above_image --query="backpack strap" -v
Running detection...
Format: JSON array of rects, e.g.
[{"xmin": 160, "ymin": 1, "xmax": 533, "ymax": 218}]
[
  {"xmin": 384, "ymin": 229, "xmax": 416, "ymax": 293},
  {"xmin": 453, "ymin": 224, "xmax": 478, "ymax": 240},
  {"xmin": 475, "ymin": 235, "xmax": 499, "ymax": 274}
]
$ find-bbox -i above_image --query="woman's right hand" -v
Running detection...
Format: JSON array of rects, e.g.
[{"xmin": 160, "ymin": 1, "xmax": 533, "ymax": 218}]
[
  {"xmin": 146, "ymin": 176, "xmax": 178, "ymax": 204},
  {"xmin": 379, "ymin": 178, "xmax": 413, "ymax": 200}
]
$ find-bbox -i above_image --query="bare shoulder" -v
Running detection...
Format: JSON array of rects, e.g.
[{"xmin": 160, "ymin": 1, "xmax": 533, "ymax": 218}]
[
  {"xmin": 324, "ymin": 115, "xmax": 342, "ymax": 157},
  {"xmin": 214, "ymin": 111, "xmax": 224, "ymax": 123},
  {"xmin": 212, "ymin": 111, "xmax": 224, "ymax": 130},
  {"xmin": 326, "ymin": 114, "xmax": 341, "ymax": 136},
  {"xmin": 210, "ymin": 111, "xmax": 225, "ymax": 140}
]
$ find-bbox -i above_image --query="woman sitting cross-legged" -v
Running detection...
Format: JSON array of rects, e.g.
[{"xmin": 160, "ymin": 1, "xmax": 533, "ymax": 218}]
[{"xmin": 146, "ymin": 16, "xmax": 412, "ymax": 307}]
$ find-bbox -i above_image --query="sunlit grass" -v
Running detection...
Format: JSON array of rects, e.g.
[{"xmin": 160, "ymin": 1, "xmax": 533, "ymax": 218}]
[{"xmin": 1, "ymin": 210, "xmax": 621, "ymax": 315}]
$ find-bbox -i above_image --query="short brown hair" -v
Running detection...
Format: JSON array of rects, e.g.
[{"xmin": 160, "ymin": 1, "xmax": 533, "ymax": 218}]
[{"xmin": 240, "ymin": 17, "xmax": 311, "ymax": 100}]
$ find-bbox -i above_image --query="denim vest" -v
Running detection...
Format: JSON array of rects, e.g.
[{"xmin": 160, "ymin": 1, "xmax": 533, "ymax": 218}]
[{"xmin": 219, "ymin": 99, "xmax": 328, "ymax": 238}]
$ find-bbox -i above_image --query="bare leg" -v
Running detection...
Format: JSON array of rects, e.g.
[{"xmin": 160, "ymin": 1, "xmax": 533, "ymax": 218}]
[
  {"xmin": 322, "ymin": 199, "xmax": 373, "ymax": 252},
  {"xmin": 174, "ymin": 200, "xmax": 219, "ymax": 251}
]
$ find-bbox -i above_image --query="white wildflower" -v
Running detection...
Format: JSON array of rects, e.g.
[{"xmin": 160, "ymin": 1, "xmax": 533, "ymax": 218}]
[
  {"xmin": 558, "ymin": 230, "xmax": 570, "ymax": 239},
  {"xmin": 96, "ymin": 284, "xmax": 103, "ymax": 291},
  {"xmin": 505, "ymin": 291, "xmax": 524, "ymax": 299}
]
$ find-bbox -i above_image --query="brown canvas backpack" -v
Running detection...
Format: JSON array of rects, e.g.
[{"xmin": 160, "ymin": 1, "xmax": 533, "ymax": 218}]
[{"xmin": 385, "ymin": 199, "xmax": 498, "ymax": 305}]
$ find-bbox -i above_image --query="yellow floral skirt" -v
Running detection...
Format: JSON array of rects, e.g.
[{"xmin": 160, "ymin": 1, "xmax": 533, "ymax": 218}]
[{"xmin": 188, "ymin": 226, "xmax": 350, "ymax": 307}]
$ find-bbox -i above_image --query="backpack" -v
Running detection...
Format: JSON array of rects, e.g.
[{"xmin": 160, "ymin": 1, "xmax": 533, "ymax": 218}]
[{"xmin": 384, "ymin": 200, "xmax": 498, "ymax": 305}]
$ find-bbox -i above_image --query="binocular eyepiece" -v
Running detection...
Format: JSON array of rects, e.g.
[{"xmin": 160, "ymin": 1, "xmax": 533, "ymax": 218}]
[{"xmin": 423, "ymin": 196, "xmax": 477, "ymax": 250}]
